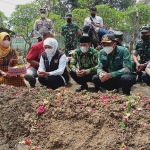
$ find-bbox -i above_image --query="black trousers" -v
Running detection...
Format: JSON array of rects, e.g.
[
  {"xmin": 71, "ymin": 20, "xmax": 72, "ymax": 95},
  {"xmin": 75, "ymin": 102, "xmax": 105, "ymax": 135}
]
[
  {"xmin": 70, "ymin": 71, "xmax": 95, "ymax": 86},
  {"xmin": 92, "ymin": 74, "xmax": 136, "ymax": 95},
  {"xmin": 38, "ymin": 75, "xmax": 66, "ymax": 90}
]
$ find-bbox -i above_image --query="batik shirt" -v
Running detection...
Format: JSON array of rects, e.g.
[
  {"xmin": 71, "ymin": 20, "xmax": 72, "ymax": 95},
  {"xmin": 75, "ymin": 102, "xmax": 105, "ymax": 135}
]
[
  {"xmin": 97, "ymin": 46, "xmax": 133, "ymax": 78},
  {"xmin": 132, "ymin": 40, "xmax": 150, "ymax": 63},
  {"xmin": 70, "ymin": 48, "xmax": 98, "ymax": 75}
]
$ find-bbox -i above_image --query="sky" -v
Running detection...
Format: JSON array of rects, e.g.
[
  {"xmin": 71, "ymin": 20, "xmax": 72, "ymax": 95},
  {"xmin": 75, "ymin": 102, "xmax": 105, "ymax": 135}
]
[{"xmin": 0, "ymin": 0, "xmax": 33, "ymax": 17}]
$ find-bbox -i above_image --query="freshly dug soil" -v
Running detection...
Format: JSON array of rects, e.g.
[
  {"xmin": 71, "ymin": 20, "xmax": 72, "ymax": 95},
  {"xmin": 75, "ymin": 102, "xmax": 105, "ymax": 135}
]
[{"xmin": 0, "ymin": 83, "xmax": 150, "ymax": 150}]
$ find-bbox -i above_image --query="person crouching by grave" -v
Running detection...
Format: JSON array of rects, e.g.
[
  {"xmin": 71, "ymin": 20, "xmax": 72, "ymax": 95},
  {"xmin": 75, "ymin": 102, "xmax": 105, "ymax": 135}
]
[
  {"xmin": 70, "ymin": 35, "xmax": 98, "ymax": 92},
  {"xmin": 24, "ymin": 31, "xmax": 54, "ymax": 88},
  {"xmin": 0, "ymin": 32, "xmax": 26, "ymax": 87},
  {"xmin": 141, "ymin": 61, "xmax": 150, "ymax": 86},
  {"xmin": 37, "ymin": 38, "xmax": 69, "ymax": 89},
  {"xmin": 92, "ymin": 34, "xmax": 136, "ymax": 95}
]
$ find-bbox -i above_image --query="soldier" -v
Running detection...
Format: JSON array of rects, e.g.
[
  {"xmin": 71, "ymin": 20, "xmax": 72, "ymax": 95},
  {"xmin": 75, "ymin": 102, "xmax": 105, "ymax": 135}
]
[
  {"xmin": 34, "ymin": 8, "xmax": 54, "ymax": 42},
  {"xmin": 114, "ymin": 31, "xmax": 124, "ymax": 46},
  {"xmin": 92, "ymin": 34, "xmax": 136, "ymax": 95},
  {"xmin": 61, "ymin": 13, "xmax": 81, "ymax": 56},
  {"xmin": 132, "ymin": 25, "xmax": 150, "ymax": 82}
]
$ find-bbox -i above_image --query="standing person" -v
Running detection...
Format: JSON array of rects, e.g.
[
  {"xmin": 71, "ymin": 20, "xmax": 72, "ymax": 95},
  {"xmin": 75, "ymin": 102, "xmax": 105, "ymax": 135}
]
[
  {"xmin": 84, "ymin": 7, "xmax": 103, "ymax": 28},
  {"xmin": 92, "ymin": 34, "xmax": 136, "ymax": 95},
  {"xmin": 34, "ymin": 8, "xmax": 54, "ymax": 42},
  {"xmin": 132, "ymin": 25, "xmax": 150, "ymax": 82},
  {"xmin": 38, "ymin": 38, "xmax": 69, "ymax": 90},
  {"xmin": 24, "ymin": 31, "xmax": 54, "ymax": 88},
  {"xmin": 0, "ymin": 32, "xmax": 26, "ymax": 87},
  {"xmin": 70, "ymin": 35, "xmax": 98, "ymax": 92},
  {"xmin": 141, "ymin": 61, "xmax": 150, "ymax": 86},
  {"xmin": 61, "ymin": 13, "xmax": 80, "ymax": 56}
]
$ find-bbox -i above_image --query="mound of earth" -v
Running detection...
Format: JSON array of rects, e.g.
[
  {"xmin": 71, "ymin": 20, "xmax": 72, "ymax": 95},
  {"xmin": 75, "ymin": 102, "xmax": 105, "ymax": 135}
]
[{"xmin": 0, "ymin": 85, "xmax": 150, "ymax": 150}]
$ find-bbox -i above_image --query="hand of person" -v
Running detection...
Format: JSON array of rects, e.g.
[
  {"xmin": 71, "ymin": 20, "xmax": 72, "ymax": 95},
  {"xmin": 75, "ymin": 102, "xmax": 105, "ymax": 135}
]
[
  {"xmin": 99, "ymin": 72, "xmax": 112, "ymax": 82},
  {"xmin": 76, "ymin": 69, "xmax": 86, "ymax": 77},
  {"xmin": 136, "ymin": 63, "xmax": 145, "ymax": 72},
  {"xmin": 38, "ymin": 71, "xmax": 49, "ymax": 77}
]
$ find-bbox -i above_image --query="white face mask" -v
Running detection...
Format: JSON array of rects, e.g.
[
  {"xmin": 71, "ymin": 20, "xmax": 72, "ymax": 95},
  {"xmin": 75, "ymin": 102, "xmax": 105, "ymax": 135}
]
[
  {"xmin": 80, "ymin": 46, "xmax": 89, "ymax": 53},
  {"xmin": 103, "ymin": 46, "xmax": 113, "ymax": 54},
  {"xmin": 45, "ymin": 48, "xmax": 54, "ymax": 56},
  {"xmin": 3, "ymin": 40, "xmax": 10, "ymax": 48},
  {"xmin": 41, "ymin": 14, "xmax": 46, "ymax": 18}
]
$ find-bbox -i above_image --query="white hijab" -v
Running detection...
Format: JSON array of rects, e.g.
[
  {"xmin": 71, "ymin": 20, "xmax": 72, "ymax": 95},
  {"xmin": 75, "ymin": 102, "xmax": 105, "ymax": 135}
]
[{"xmin": 43, "ymin": 38, "xmax": 58, "ymax": 57}]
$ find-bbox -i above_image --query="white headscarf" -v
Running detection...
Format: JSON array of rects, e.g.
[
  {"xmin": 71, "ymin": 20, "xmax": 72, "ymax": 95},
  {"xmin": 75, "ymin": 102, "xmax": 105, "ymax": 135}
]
[{"xmin": 43, "ymin": 38, "xmax": 58, "ymax": 57}]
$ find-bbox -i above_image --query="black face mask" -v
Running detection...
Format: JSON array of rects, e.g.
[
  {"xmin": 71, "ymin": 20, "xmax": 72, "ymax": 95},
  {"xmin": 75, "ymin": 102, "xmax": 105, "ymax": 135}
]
[
  {"xmin": 67, "ymin": 18, "xmax": 72, "ymax": 23},
  {"xmin": 91, "ymin": 14, "xmax": 96, "ymax": 18},
  {"xmin": 141, "ymin": 35, "xmax": 149, "ymax": 41}
]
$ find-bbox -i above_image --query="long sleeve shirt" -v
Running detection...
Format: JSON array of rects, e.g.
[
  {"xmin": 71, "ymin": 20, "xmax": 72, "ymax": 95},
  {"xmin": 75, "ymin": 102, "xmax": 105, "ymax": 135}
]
[
  {"xmin": 70, "ymin": 48, "xmax": 98, "ymax": 75},
  {"xmin": 97, "ymin": 46, "xmax": 133, "ymax": 78},
  {"xmin": 38, "ymin": 54, "xmax": 67, "ymax": 76}
]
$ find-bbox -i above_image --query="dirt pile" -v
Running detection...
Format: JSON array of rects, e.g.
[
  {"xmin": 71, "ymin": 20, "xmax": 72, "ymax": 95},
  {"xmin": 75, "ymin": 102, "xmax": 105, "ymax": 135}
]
[{"xmin": 0, "ymin": 85, "xmax": 150, "ymax": 150}]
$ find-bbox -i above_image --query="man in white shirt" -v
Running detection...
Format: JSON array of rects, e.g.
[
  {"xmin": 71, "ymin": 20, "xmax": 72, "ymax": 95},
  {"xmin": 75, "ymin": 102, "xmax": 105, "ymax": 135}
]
[{"xmin": 84, "ymin": 7, "xmax": 103, "ymax": 28}]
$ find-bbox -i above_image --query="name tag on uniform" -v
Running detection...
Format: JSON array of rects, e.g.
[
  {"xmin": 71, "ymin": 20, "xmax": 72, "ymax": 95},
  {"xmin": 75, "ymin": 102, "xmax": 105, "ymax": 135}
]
[{"xmin": 54, "ymin": 59, "xmax": 58, "ymax": 63}]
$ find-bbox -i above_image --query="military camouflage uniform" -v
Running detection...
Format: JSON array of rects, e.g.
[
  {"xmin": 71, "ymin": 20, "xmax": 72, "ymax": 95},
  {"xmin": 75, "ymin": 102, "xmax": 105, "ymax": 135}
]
[
  {"xmin": 61, "ymin": 23, "xmax": 79, "ymax": 55},
  {"xmin": 34, "ymin": 18, "xmax": 54, "ymax": 39},
  {"xmin": 132, "ymin": 40, "xmax": 150, "ymax": 64}
]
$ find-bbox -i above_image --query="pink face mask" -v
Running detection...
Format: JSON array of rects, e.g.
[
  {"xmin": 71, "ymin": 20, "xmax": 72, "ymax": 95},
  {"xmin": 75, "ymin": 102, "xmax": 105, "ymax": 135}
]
[{"xmin": 3, "ymin": 40, "xmax": 10, "ymax": 48}]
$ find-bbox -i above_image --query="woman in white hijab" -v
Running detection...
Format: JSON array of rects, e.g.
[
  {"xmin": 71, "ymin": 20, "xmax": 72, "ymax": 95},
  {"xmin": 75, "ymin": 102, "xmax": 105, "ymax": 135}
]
[{"xmin": 37, "ymin": 38, "xmax": 69, "ymax": 89}]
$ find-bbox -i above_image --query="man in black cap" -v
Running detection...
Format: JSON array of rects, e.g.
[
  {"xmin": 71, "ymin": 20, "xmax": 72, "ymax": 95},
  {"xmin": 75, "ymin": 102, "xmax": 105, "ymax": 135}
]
[
  {"xmin": 84, "ymin": 7, "xmax": 103, "ymax": 27},
  {"xmin": 61, "ymin": 13, "xmax": 80, "ymax": 56},
  {"xmin": 92, "ymin": 34, "xmax": 136, "ymax": 95},
  {"xmin": 34, "ymin": 8, "xmax": 54, "ymax": 42},
  {"xmin": 132, "ymin": 25, "xmax": 150, "ymax": 82},
  {"xmin": 70, "ymin": 35, "xmax": 98, "ymax": 92}
]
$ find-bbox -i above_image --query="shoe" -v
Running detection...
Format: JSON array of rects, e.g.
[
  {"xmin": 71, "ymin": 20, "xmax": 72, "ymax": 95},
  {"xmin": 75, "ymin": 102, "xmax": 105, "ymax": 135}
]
[
  {"xmin": 75, "ymin": 84, "xmax": 88, "ymax": 92},
  {"xmin": 122, "ymin": 88, "xmax": 130, "ymax": 95}
]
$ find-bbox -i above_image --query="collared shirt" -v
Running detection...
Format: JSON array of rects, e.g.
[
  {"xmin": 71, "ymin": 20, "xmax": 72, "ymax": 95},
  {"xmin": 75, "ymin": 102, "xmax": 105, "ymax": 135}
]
[
  {"xmin": 34, "ymin": 18, "xmax": 54, "ymax": 38},
  {"xmin": 84, "ymin": 16, "xmax": 103, "ymax": 27},
  {"xmin": 38, "ymin": 54, "xmax": 67, "ymax": 76},
  {"xmin": 132, "ymin": 40, "xmax": 150, "ymax": 63},
  {"xmin": 26, "ymin": 41, "xmax": 44, "ymax": 69},
  {"xmin": 97, "ymin": 46, "xmax": 133, "ymax": 78},
  {"xmin": 70, "ymin": 47, "xmax": 98, "ymax": 75}
]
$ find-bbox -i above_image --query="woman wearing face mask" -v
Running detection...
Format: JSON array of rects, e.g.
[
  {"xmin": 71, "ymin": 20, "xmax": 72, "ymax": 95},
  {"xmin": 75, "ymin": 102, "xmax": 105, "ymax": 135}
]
[
  {"xmin": 92, "ymin": 34, "xmax": 136, "ymax": 95},
  {"xmin": 70, "ymin": 35, "xmax": 99, "ymax": 92},
  {"xmin": 37, "ymin": 38, "xmax": 69, "ymax": 89},
  {"xmin": 0, "ymin": 32, "xmax": 26, "ymax": 86},
  {"xmin": 34, "ymin": 8, "xmax": 54, "ymax": 42}
]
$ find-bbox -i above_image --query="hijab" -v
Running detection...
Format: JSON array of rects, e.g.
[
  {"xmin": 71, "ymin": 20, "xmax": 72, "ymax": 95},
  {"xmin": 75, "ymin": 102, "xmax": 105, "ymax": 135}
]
[
  {"xmin": 43, "ymin": 38, "xmax": 58, "ymax": 57},
  {"xmin": 0, "ymin": 32, "xmax": 11, "ymax": 58}
]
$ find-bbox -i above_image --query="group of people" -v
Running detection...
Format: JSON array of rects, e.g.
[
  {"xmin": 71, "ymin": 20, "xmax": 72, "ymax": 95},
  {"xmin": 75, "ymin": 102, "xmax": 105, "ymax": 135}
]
[{"xmin": 0, "ymin": 6, "xmax": 150, "ymax": 96}]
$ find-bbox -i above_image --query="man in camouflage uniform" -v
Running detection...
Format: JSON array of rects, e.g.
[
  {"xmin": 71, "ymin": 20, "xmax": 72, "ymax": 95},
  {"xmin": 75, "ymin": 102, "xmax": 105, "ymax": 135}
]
[
  {"xmin": 34, "ymin": 8, "xmax": 54, "ymax": 42},
  {"xmin": 92, "ymin": 34, "xmax": 136, "ymax": 95},
  {"xmin": 70, "ymin": 36, "xmax": 98, "ymax": 92},
  {"xmin": 114, "ymin": 31, "xmax": 124, "ymax": 46},
  {"xmin": 61, "ymin": 13, "xmax": 80, "ymax": 56},
  {"xmin": 132, "ymin": 25, "xmax": 150, "ymax": 81}
]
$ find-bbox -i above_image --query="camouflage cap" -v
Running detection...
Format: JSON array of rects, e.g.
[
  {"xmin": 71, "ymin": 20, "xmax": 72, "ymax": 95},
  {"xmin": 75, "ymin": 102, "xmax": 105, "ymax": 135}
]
[
  {"xmin": 101, "ymin": 34, "xmax": 116, "ymax": 43},
  {"xmin": 141, "ymin": 25, "xmax": 150, "ymax": 33},
  {"xmin": 65, "ymin": 13, "xmax": 72, "ymax": 18},
  {"xmin": 114, "ymin": 31, "xmax": 123, "ymax": 40}
]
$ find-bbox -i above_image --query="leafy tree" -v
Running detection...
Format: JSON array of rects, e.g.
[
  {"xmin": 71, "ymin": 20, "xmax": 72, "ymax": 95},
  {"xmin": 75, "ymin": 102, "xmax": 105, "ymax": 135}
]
[
  {"xmin": 9, "ymin": 3, "xmax": 40, "ymax": 51},
  {"xmin": 0, "ymin": 11, "xmax": 8, "ymax": 28}
]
